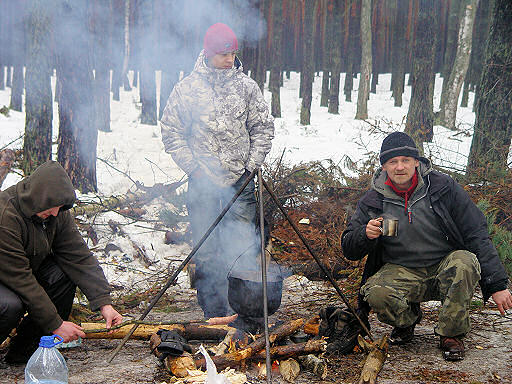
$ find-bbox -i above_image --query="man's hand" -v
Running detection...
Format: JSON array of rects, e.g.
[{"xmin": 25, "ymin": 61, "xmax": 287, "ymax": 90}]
[
  {"xmin": 366, "ymin": 218, "xmax": 383, "ymax": 240},
  {"xmin": 53, "ymin": 321, "xmax": 86, "ymax": 343},
  {"xmin": 491, "ymin": 289, "xmax": 512, "ymax": 315},
  {"xmin": 100, "ymin": 304, "xmax": 123, "ymax": 331}
]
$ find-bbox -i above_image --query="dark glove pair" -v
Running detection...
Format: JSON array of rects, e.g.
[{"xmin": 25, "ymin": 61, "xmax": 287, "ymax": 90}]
[{"xmin": 156, "ymin": 329, "xmax": 192, "ymax": 361}]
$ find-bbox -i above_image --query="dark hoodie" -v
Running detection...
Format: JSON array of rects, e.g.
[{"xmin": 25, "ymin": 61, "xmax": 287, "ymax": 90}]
[{"xmin": 0, "ymin": 161, "xmax": 112, "ymax": 334}]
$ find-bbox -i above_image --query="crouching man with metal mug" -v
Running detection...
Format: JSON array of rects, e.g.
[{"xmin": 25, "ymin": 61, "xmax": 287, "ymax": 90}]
[{"xmin": 342, "ymin": 132, "xmax": 512, "ymax": 361}]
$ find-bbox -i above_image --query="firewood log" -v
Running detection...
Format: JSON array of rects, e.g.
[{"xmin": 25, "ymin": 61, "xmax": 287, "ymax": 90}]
[
  {"xmin": 251, "ymin": 339, "xmax": 327, "ymax": 361},
  {"xmin": 194, "ymin": 318, "xmax": 305, "ymax": 371},
  {"xmin": 303, "ymin": 315, "xmax": 320, "ymax": 336},
  {"xmin": 81, "ymin": 322, "xmax": 234, "ymax": 341},
  {"xmin": 149, "ymin": 333, "xmax": 195, "ymax": 377},
  {"xmin": 279, "ymin": 358, "xmax": 300, "ymax": 382},
  {"xmin": 357, "ymin": 335, "xmax": 388, "ymax": 384}
]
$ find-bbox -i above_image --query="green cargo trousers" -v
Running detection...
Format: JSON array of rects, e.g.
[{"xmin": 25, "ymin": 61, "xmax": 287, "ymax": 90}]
[{"xmin": 361, "ymin": 250, "xmax": 481, "ymax": 337}]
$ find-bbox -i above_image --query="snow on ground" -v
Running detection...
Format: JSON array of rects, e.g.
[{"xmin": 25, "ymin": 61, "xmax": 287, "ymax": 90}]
[{"xmin": 0, "ymin": 71, "xmax": 476, "ymax": 294}]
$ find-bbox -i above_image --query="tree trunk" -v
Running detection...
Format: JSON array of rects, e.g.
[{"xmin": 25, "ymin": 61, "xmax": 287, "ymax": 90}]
[
  {"xmin": 9, "ymin": 1, "xmax": 24, "ymax": 112},
  {"xmin": 440, "ymin": 0, "xmax": 462, "ymax": 107},
  {"xmin": 344, "ymin": 1, "xmax": 359, "ymax": 102},
  {"xmin": 55, "ymin": 1, "xmax": 98, "ymax": 193},
  {"xmin": 255, "ymin": 0, "xmax": 267, "ymax": 92},
  {"xmin": 437, "ymin": 0, "xmax": 478, "ymax": 130},
  {"xmin": 138, "ymin": 0, "xmax": 157, "ymax": 125},
  {"xmin": 23, "ymin": 0, "xmax": 53, "ymax": 175},
  {"xmin": 300, "ymin": 0, "xmax": 316, "ymax": 125},
  {"xmin": 405, "ymin": 0, "xmax": 436, "ymax": 144},
  {"xmin": 270, "ymin": 0, "xmax": 283, "ymax": 118},
  {"xmin": 92, "ymin": 0, "xmax": 112, "ymax": 133},
  {"xmin": 470, "ymin": 0, "xmax": 493, "ymax": 111},
  {"xmin": 122, "ymin": 0, "xmax": 132, "ymax": 91},
  {"xmin": 328, "ymin": 0, "xmax": 342, "ymax": 115},
  {"xmin": 355, "ymin": 0, "xmax": 372, "ymax": 120},
  {"xmin": 391, "ymin": 0, "xmax": 407, "ymax": 107},
  {"xmin": 467, "ymin": 0, "xmax": 512, "ymax": 181},
  {"xmin": 111, "ymin": 0, "xmax": 125, "ymax": 101}
]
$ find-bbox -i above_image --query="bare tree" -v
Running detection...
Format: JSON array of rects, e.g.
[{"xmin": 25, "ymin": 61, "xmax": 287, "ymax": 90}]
[
  {"xmin": 437, "ymin": 0, "xmax": 478, "ymax": 130},
  {"xmin": 467, "ymin": 0, "xmax": 512, "ymax": 180},
  {"xmin": 355, "ymin": 0, "xmax": 372, "ymax": 120},
  {"xmin": 55, "ymin": 0, "xmax": 98, "ymax": 192},
  {"xmin": 23, "ymin": 0, "xmax": 53, "ymax": 175},
  {"xmin": 300, "ymin": 0, "xmax": 316, "ymax": 125},
  {"xmin": 405, "ymin": 0, "xmax": 436, "ymax": 144}
]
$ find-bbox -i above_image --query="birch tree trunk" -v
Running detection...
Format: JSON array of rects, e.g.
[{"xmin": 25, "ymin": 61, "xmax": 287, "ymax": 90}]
[
  {"xmin": 300, "ymin": 0, "xmax": 316, "ymax": 125},
  {"xmin": 355, "ymin": 0, "xmax": 372, "ymax": 120},
  {"xmin": 122, "ymin": 0, "xmax": 132, "ymax": 91},
  {"xmin": 405, "ymin": 0, "xmax": 436, "ymax": 144},
  {"xmin": 437, "ymin": 0, "xmax": 478, "ymax": 130},
  {"xmin": 467, "ymin": 0, "xmax": 512, "ymax": 180}
]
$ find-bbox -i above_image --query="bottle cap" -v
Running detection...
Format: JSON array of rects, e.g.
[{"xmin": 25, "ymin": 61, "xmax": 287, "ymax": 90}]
[{"xmin": 39, "ymin": 335, "xmax": 64, "ymax": 348}]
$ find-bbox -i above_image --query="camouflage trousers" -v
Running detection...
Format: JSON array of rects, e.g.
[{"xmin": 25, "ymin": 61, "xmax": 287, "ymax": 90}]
[{"xmin": 361, "ymin": 250, "xmax": 481, "ymax": 337}]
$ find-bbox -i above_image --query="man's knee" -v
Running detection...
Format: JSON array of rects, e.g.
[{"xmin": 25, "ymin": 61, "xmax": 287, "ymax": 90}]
[
  {"xmin": 0, "ymin": 294, "xmax": 24, "ymax": 330},
  {"xmin": 364, "ymin": 286, "xmax": 401, "ymax": 313},
  {"xmin": 445, "ymin": 250, "xmax": 481, "ymax": 278}
]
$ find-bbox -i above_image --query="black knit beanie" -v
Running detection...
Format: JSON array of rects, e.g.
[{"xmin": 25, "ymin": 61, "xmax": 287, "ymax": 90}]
[{"xmin": 379, "ymin": 132, "xmax": 419, "ymax": 165}]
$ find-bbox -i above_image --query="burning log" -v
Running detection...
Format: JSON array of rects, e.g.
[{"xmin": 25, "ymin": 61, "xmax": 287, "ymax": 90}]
[
  {"xmin": 357, "ymin": 335, "xmax": 389, "ymax": 384},
  {"xmin": 194, "ymin": 318, "xmax": 305, "ymax": 371},
  {"xmin": 81, "ymin": 321, "xmax": 235, "ymax": 341},
  {"xmin": 298, "ymin": 354, "xmax": 327, "ymax": 379}
]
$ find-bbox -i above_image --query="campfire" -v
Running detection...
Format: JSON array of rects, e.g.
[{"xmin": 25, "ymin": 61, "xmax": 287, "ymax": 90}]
[{"xmin": 146, "ymin": 316, "xmax": 328, "ymax": 382}]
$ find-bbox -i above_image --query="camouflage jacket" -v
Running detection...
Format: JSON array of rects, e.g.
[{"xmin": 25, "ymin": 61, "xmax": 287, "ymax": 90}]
[{"xmin": 160, "ymin": 50, "xmax": 274, "ymax": 186}]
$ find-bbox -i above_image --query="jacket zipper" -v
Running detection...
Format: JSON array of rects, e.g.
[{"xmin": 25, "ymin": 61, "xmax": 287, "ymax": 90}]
[{"xmin": 383, "ymin": 176, "xmax": 431, "ymax": 224}]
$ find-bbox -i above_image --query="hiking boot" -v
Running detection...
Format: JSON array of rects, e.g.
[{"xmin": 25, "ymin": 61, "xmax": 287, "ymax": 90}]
[
  {"xmin": 389, "ymin": 306, "xmax": 422, "ymax": 345},
  {"xmin": 440, "ymin": 336, "xmax": 464, "ymax": 361}
]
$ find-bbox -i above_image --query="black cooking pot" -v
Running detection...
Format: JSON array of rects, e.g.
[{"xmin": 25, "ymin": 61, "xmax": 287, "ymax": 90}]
[{"xmin": 228, "ymin": 269, "xmax": 283, "ymax": 318}]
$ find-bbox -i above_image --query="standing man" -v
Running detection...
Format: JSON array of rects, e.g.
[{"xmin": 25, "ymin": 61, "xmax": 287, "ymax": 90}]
[
  {"xmin": 342, "ymin": 132, "xmax": 512, "ymax": 361},
  {"xmin": 0, "ymin": 161, "xmax": 122, "ymax": 367},
  {"xmin": 160, "ymin": 23, "xmax": 274, "ymax": 319}
]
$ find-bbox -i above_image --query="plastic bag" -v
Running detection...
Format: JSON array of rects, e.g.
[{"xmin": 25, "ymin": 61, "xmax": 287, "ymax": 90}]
[{"xmin": 199, "ymin": 345, "xmax": 231, "ymax": 384}]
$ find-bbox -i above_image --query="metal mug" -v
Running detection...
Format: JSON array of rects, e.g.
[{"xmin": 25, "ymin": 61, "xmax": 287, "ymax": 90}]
[{"xmin": 379, "ymin": 218, "xmax": 398, "ymax": 236}]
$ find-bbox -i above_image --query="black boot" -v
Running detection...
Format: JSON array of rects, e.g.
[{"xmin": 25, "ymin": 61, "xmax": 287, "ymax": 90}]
[
  {"xmin": 4, "ymin": 319, "xmax": 41, "ymax": 365},
  {"xmin": 389, "ymin": 304, "xmax": 423, "ymax": 345}
]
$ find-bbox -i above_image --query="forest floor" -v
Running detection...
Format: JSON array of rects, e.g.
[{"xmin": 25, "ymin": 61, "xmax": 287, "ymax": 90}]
[{"xmin": 2, "ymin": 274, "xmax": 511, "ymax": 384}]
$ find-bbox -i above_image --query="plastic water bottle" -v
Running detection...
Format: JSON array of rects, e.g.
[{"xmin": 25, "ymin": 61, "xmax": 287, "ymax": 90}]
[{"xmin": 24, "ymin": 335, "xmax": 68, "ymax": 384}]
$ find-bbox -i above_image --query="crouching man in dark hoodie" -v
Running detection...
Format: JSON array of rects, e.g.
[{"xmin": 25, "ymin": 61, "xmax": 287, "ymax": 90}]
[
  {"xmin": 0, "ymin": 161, "xmax": 122, "ymax": 367},
  {"xmin": 342, "ymin": 132, "xmax": 512, "ymax": 361}
]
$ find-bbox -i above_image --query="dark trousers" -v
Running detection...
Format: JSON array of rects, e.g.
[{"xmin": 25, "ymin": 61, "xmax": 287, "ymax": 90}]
[
  {"xmin": 187, "ymin": 173, "xmax": 258, "ymax": 318},
  {"xmin": 0, "ymin": 257, "xmax": 76, "ymax": 345}
]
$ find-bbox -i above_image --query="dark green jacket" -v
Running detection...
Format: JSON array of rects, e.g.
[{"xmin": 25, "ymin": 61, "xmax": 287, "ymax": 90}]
[
  {"xmin": 342, "ymin": 159, "xmax": 509, "ymax": 303},
  {"xmin": 0, "ymin": 161, "xmax": 112, "ymax": 333}
]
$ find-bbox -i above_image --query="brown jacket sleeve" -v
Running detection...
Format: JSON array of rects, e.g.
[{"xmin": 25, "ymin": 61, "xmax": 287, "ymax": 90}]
[{"xmin": 51, "ymin": 211, "xmax": 112, "ymax": 311}]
